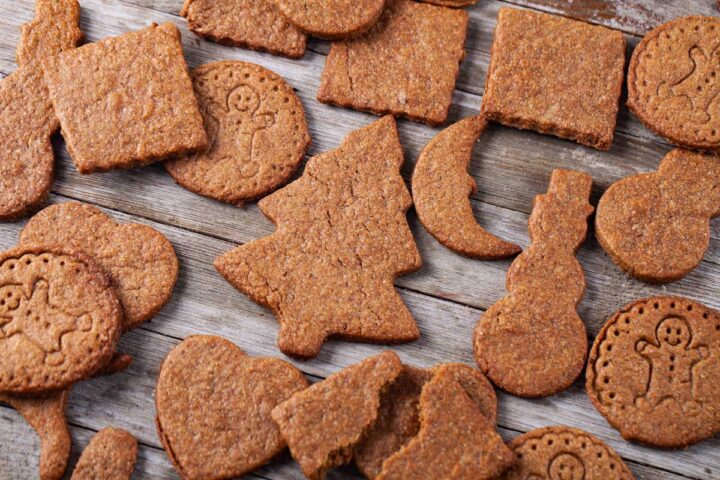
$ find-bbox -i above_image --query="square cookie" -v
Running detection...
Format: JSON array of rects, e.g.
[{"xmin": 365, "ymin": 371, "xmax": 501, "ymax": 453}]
[
  {"xmin": 43, "ymin": 23, "xmax": 207, "ymax": 173},
  {"xmin": 317, "ymin": 0, "xmax": 468, "ymax": 126},
  {"xmin": 480, "ymin": 8, "xmax": 626, "ymax": 150}
]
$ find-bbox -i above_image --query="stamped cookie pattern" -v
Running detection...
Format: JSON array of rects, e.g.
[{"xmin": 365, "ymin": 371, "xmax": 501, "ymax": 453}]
[{"xmin": 277, "ymin": 0, "xmax": 386, "ymax": 39}]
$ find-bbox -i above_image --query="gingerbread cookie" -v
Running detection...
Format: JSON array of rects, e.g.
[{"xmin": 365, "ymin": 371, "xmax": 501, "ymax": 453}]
[
  {"xmin": 0, "ymin": 245, "xmax": 122, "ymax": 394},
  {"xmin": 156, "ymin": 335, "xmax": 308, "ymax": 479},
  {"xmin": 317, "ymin": 0, "xmax": 468, "ymax": 126},
  {"xmin": 277, "ymin": 0, "xmax": 386, "ymax": 39},
  {"xmin": 17, "ymin": 0, "xmax": 83, "ymax": 66},
  {"xmin": 21, "ymin": 202, "xmax": 179, "ymax": 329},
  {"xmin": 501, "ymin": 426, "xmax": 635, "ymax": 480},
  {"xmin": 271, "ymin": 351, "xmax": 402, "ymax": 480},
  {"xmin": 43, "ymin": 23, "xmax": 207, "ymax": 173},
  {"xmin": 481, "ymin": 8, "xmax": 626, "ymax": 150},
  {"xmin": 166, "ymin": 61, "xmax": 311, "ymax": 206},
  {"xmin": 597, "ymin": 150, "xmax": 720, "ymax": 283},
  {"xmin": 587, "ymin": 297, "xmax": 720, "ymax": 448},
  {"xmin": 181, "ymin": 0, "xmax": 306, "ymax": 58},
  {"xmin": 215, "ymin": 116, "xmax": 421, "ymax": 359},
  {"xmin": 417, "ymin": 0, "xmax": 478, "ymax": 5},
  {"xmin": 70, "ymin": 428, "xmax": 137, "ymax": 480},
  {"xmin": 627, "ymin": 16, "xmax": 720, "ymax": 152},
  {"xmin": 412, "ymin": 116, "xmax": 521, "ymax": 259},
  {"xmin": 474, "ymin": 170, "xmax": 593, "ymax": 397},
  {"xmin": 376, "ymin": 367, "xmax": 514, "ymax": 480}
]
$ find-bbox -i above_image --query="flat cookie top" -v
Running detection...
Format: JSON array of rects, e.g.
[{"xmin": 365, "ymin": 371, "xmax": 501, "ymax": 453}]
[
  {"xmin": 481, "ymin": 8, "xmax": 626, "ymax": 150},
  {"xmin": 21, "ymin": 202, "xmax": 179, "ymax": 330},
  {"xmin": 317, "ymin": 0, "xmax": 468, "ymax": 126},
  {"xmin": 502, "ymin": 426, "xmax": 634, "ymax": 480},
  {"xmin": 628, "ymin": 16, "xmax": 720, "ymax": 151},
  {"xmin": 71, "ymin": 428, "xmax": 137, "ymax": 480},
  {"xmin": 587, "ymin": 296, "xmax": 720, "ymax": 448},
  {"xmin": 43, "ymin": 23, "xmax": 207, "ymax": 173},
  {"xmin": 166, "ymin": 61, "xmax": 311, "ymax": 206},
  {"xmin": 156, "ymin": 335, "xmax": 308, "ymax": 480},
  {"xmin": 16, "ymin": 0, "xmax": 82, "ymax": 67},
  {"xmin": 277, "ymin": 0, "xmax": 386, "ymax": 39},
  {"xmin": 271, "ymin": 351, "xmax": 402, "ymax": 480},
  {"xmin": 215, "ymin": 116, "xmax": 421, "ymax": 359},
  {"xmin": 0, "ymin": 246, "xmax": 122, "ymax": 394},
  {"xmin": 417, "ymin": 0, "xmax": 478, "ymax": 5},
  {"xmin": 181, "ymin": 0, "xmax": 307, "ymax": 58}
]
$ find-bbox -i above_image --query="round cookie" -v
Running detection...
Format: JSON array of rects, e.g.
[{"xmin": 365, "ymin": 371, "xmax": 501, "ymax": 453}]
[
  {"xmin": 587, "ymin": 297, "xmax": 720, "ymax": 448},
  {"xmin": 0, "ymin": 245, "xmax": 122, "ymax": 394},
  {"xmin": 277, "ymin": 0, "xmax": 386, "ymax": 40},
  {"xmin": 166, "ymin": 61, "xmax": 311, "ymax": 206},
  {"xmin": 627, "ymin": 16, "xmax": 720, "ymax": 152},
  {"xmin": 501, "ymin": 426, "xmax": 635, "ymax": 480}
]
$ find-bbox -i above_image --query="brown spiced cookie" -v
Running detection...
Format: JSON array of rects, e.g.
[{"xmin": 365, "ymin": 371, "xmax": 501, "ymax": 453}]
[
  {"xmin": 215, "ymin": 117, "xmax": 421, "ymax": 359},
  {"xmin": 474, "ymin": 170, "xmax": 594, "ymax": 398},
  {"xmin": 277, "ymin": 0, "xmax": 386, "ymax": 39},
  {"xmin": 501, "ymin": 426, "xmax": 635, "ymax": 480},
  {"xmin": 318, "ymin": 0, "xmax": 468, "ymax": 126},
  {"xmin": 16, "ymin": 0, "xmax": 82, "ymax": 67},
  {"xmin": 156, "ymin": 335, "xmax": 308, "ymax": 480},
  {"xmin": 271, "ymin": 351, "xmax": 402, "ymax": 480},
  {"xmin": 181, "ymin": 0, "xmax": 307, "ymax": 59},
  {"xmin": 627, "ymin": 16, "xmax": 720, "ymax": 152},
  {"xmin": 481, "ymin": 8, "xmax": 626, "ymax": 150},
  {"xmin": 596, "ymin": 149, "xmax": 720, "ymax": 283},
  {"xmin": 417, "ymin": 0, "xmax": 478, "ymax": 5},
  {"xmin": 0, "ymin": 245, "xmax": 122, "ymax": 394},
  {"xmin": 21, "ymin": 202, "xmax": 179, "ymax": 330},
  {"xmin": 166, "ymin": 61, "xmax": 311, "ymax": 206},
  {"xmin": 587, "ymin": 297, "xmax": 720, "ymax": 448},
  {"xmin": 354, "ymin": 363, "xmax": 497, "ymax": 479},
  {"xmin": 43, "ymin": 23, "xmax": 207, "ymax": 173},
  {"xmin": 376, "ymin": 367, "xmax": 514, "ymax": 480},
  {"xmin": 412, "ymin": 116, "xmax": 521, "ymax": 259},
  {"xmin": 70, "ymin": 428, "xmax": 137, "ymax": 480}
]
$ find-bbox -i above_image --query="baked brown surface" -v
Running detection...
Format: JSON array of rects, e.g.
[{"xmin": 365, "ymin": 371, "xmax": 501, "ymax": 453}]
[
  {"xmin": 16, "ymin": 0, "xmax": 82, "ymax": 66},
  {"xmin": 70, "ymin": 427, "xmax": 137, "ymax": 480},
  {"xmin": 215, "ymin": 117, "xmax": 421, "ymax": 359},
  {"xmin": 271, "ymin": 351, "xmax": 402, "ymax": 480},
  {"xmin": 596, "ymin": 149, "xmax": 720, "ymax": 283},
  {"xmin": 43, "ymin": 23, "xmax": 207, "ymax": 173},
  {"xmin": 166, "ymin": 61, "xmax": 311, "ymax": 206},
  {"xmin": 481, "ymin": 8, "xmax": 626, "ymax": 150},
  {"xmin": 627, "ymin": 16, "xmax": 720, "ymax": 152},
  {"xmin": 155, "ymin": 335, "xmax": 308, "ymax": 480},
  {"xmin": 277, "ymin": 0, "xmax": 386, "ymax": 39},
  {"xmin": 587, "ymin": 296, "xmax": 720, "ymax": 448},
  {"xmin": 21, "ymin": 202, "xmax": 179, "ymax": 330},
  {"xmin": 181, "ymin": 0, "xmax": 306, "ymax": 58},
  {"xmin": 417, "ymin": 0, "xmax": 478, "ymax": 5},
  {"xmin": 474, "ymin": 170, "xmax": 593, "ymax": 397},
  {"xmin": 317, "ymin": 0, "xmax": 468, "ymax": 126},
  {"xmin": 412, "ymin": 116, "xmax": 521, "ymax": 259}
]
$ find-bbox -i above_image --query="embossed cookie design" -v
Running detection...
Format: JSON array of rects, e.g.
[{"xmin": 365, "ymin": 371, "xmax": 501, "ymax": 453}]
[
  {"xmin": 596, "ymin": 149, "xmax": 720, "ymax": 283},
  {"xmin": 166, "ymin": 61, "xmax": 311, "ymax": 206},
  {"xmin": 587, "ymin": 297, "xmax": 720, "ymax": 448},
  {"xmin": 474, "ymin": 170, "xmax": 594, "ymax": 397},
  {"xmin": 277, "ymin": 0, "xmax": 386, "ymax": 39},
  {"xmin": 628, "ymin": 16, "xmax": 720, "ymax": 151},
  {"xmin": 71, "ymin": 428, "xmax": 137, "ymax": 480},
  {"xmin": 412, "ymin": 116, "xmax": 521, "ymax": 259},
  {"xmin": 0, "ymin": 246, "xmax": 122, "ymax": 394}
]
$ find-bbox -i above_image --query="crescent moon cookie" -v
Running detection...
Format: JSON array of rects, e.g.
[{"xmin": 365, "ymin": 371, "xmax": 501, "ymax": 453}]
[
  {"xmin": 412, "ymin": 116, "xmax": 521, "ymax": 259},
  {"xmin": 587, "ymin": 297, "xmax": 720, "ymax": 448},
  {"xmin": 627, "ymin": 16, "xmax": 720, "ymax": 152},
  {"xmin": 277, "ymin": 0, "xmax": 386, "ymax": 40}
]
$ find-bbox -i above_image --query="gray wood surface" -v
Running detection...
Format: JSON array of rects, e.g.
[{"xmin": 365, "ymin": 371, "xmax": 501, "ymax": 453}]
[{"xmin": 0, "ymin": 1, "xmax": 718, "ymax": 479}]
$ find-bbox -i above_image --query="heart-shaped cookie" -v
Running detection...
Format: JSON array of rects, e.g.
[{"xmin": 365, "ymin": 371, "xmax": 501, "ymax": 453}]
[{"xmin": 155, "ymin": 335, "xmax": 309, "ymax": 480}]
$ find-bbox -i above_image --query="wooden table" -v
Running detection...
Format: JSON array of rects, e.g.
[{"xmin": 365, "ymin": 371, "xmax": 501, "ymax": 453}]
[{"xmin": 0, "ymin": 0, "xmax": 718, "ymax": 479}]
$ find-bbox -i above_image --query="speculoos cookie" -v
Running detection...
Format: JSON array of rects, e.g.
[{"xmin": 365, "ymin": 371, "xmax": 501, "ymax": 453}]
[
  {"xmin": 627, "ymin": 16, "xmax": 720, "ymax": 152},
  {"xmin": 317, "ymin": 0, "xmax": 468, "ymax": 126},
  {"xmin": 21, "ymin": 202, "xmax": 179, "ymax": 330},
  {"xmin": 587, "ymin": 297, "xmax": 720, "ymax": 448},
  {"xmin": 155, "ymin": 335, "xmax": 308, "ymax": 480},
  {"xmin": 271, "ymin": 351, "xmax": 402, "ymax": 480},
  {"xmin": 43, "ymin": 23, "xmax": 207, "ymax": 173},
  {"xmin": 481, "ymin": 8, "xmax": 626, "ymax": 150},
  {"xmin": 277, "ymin": 0, "xmax": 386, "ymax": 39},
  {"xmin": 215, "ymin": 117, "xmax": 421, "ymax": 359},
  {"xmin": 412, "ymin": 116, "xmax": 521, "ymax": 259},
  {"xmin": 16, "ymin": 0, "xmax": 82, "ymax": 66},
  {"xmin": 70, "ymin": 428, "xmax": 137, "ymax": 480},
  {"xmin": 166, "ymin": 61, "xmax": 311, "ymax": 206},
  {"xmin": 474, "ymin": 170, "xmax": 593, "ymax": 397}
]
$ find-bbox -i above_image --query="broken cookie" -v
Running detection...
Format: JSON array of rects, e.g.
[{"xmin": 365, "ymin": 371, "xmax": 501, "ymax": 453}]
[
  {"xmin": 277, "ymin": 0, "xmax": 386, "ymax": 39},
  {"xmin": 70, "ymin": 428, "xmax": 137, "ymax": 480}
]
